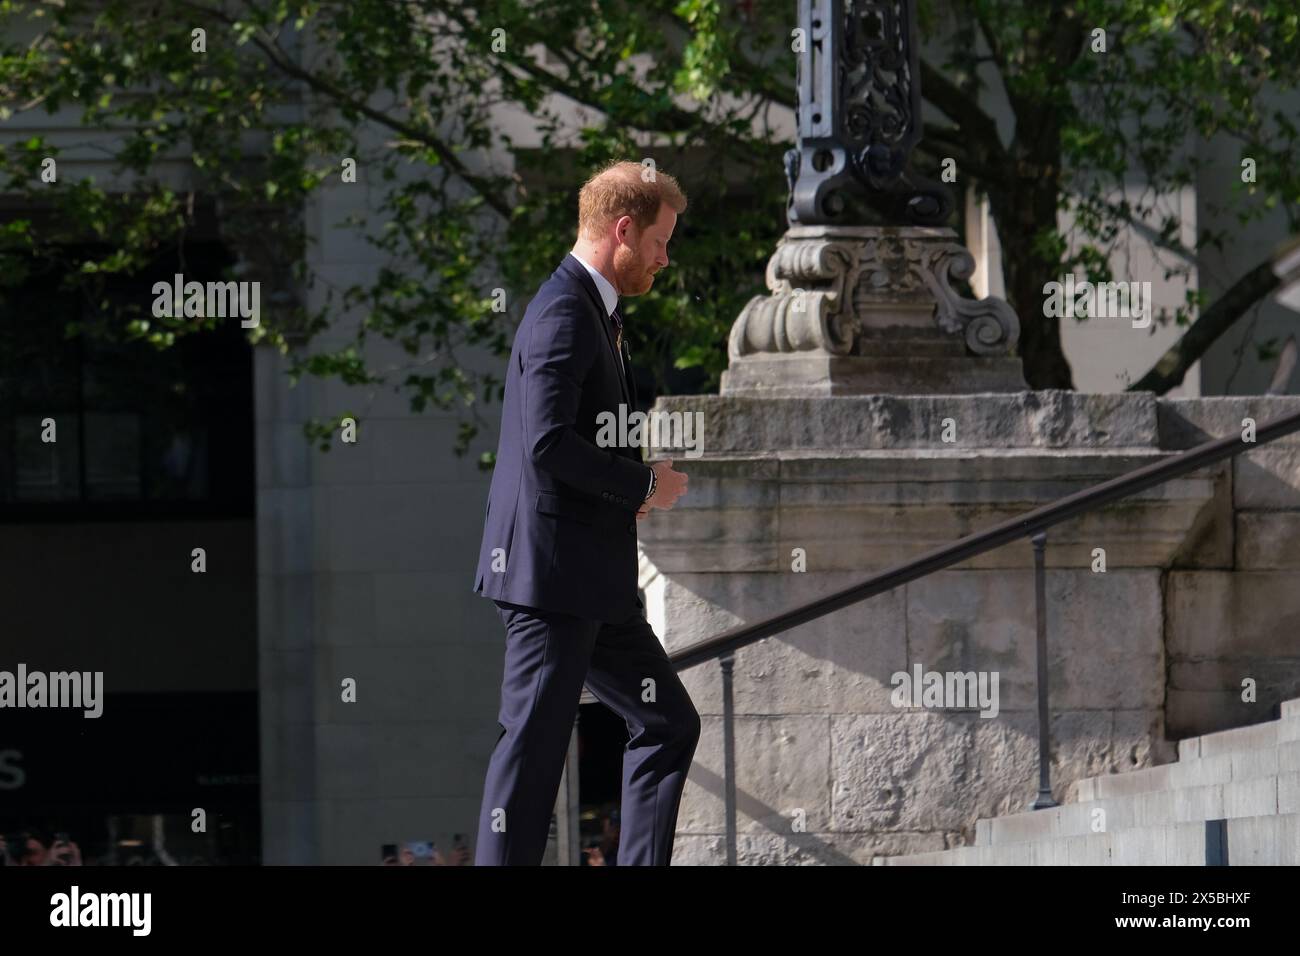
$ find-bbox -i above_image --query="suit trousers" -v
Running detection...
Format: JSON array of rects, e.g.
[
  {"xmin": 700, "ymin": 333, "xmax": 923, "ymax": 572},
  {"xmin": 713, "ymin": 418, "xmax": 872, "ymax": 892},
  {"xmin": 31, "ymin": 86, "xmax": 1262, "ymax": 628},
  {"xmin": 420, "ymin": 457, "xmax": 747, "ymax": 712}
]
[{"xmin": 474, "ymin": 600, "xmax": 702, "ymax": 866}]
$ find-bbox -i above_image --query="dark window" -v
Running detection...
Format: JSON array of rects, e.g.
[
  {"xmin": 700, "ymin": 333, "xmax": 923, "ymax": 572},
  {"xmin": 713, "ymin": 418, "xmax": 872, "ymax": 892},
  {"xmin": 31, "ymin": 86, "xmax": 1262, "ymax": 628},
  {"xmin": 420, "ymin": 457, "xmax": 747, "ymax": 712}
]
[{"xmin": 0, "ymin": 243, "xmax": 254, "ymax": 520}]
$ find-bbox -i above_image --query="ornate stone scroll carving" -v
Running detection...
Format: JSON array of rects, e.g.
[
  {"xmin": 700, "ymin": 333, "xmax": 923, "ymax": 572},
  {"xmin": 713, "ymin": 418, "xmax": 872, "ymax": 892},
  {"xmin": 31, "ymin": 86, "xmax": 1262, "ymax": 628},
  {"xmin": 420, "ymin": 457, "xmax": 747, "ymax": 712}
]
[{"xmin": 729, "ymin": 226, "xmax": 1020, "ymax": 362}]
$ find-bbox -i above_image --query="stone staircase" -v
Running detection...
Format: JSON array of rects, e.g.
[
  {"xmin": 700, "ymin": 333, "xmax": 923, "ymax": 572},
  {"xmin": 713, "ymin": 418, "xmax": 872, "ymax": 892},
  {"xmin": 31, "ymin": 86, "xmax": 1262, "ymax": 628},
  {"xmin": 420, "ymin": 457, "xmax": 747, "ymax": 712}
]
[{"xmin": 874, "ymin": 698, "xmax": 1300, "ymax": 865}]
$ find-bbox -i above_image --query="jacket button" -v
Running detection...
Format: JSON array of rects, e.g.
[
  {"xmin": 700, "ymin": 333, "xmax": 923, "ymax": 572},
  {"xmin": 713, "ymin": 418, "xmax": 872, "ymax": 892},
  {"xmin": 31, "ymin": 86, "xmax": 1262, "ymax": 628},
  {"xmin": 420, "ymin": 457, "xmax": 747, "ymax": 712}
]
[{"xmin": 628, "ymin": 523, "xmax": 635, "ymax": 533}]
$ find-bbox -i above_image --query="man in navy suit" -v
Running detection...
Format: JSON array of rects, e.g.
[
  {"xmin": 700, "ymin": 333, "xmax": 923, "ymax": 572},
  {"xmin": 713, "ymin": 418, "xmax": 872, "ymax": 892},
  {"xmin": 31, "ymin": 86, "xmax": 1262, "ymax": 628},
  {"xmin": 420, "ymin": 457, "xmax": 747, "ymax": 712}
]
[{"xmin": 473, "ymin": 161, "xmax": 698, "ymax": 865}]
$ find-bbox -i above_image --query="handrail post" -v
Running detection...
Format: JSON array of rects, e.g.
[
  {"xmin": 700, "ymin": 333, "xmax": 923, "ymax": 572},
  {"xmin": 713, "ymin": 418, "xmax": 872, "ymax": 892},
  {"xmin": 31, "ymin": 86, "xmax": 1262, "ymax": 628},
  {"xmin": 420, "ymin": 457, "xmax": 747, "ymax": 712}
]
[
  {"xmin": 720, "ymin": 651, "xmax": 738, "ymax": 865},
  {"xmin": 1030, "ymin": 531, "xmax": 1058, "ymax": 810}
]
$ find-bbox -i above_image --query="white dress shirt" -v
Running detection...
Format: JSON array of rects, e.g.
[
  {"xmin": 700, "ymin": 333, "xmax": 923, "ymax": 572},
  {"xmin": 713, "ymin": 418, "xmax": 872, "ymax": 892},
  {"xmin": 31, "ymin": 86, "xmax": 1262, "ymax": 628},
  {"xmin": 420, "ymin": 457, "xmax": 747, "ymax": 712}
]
[
  {"xmin": 569, "ymin": 251, "xmax": 619, "ymax": 317},
  {"xmin": 568, "ymin": 251, "xmax": 653, "ymax": 502}
]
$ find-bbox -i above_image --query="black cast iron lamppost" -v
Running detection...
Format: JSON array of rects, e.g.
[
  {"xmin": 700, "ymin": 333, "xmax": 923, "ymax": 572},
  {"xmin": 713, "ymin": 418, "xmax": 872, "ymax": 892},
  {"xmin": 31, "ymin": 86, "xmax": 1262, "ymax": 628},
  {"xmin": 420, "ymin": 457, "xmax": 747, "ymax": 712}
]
[
  {"xmin": 722, "ymin": 0, "xmax": 1025, "ymax": 398},
  {"xmin": 785, "ymin": 0, "xmax": 950, "ymax": 227}
]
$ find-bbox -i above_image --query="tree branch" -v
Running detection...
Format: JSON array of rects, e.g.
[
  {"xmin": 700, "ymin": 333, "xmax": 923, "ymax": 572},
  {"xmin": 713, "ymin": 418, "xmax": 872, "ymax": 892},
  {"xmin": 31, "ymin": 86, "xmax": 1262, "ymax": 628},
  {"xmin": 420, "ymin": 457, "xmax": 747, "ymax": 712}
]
[
  {"xmin": 439, "ymin": 5, "xmax": 706, "ymax": 135},
  {"xmin": 175, "ymin": 0, "xmax": 515, "ymax": 219},
  {"xmin": 919, "ymin": 58, "xmax": 1007, "ymax": 171},
  {"xmin": 1128, "ymin": 258, "xmax": 1281, "ymax": 393}
]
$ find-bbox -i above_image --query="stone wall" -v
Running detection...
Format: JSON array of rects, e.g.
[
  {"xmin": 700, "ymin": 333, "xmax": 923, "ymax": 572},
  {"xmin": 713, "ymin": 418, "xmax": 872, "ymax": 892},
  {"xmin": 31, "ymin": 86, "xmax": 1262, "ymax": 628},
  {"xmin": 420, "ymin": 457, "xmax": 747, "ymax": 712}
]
[
  {"xmin": 639, "ymin": 391, "xmax": 1300, "ymax": 863},
  {"xmin": 1160, "ymin": 398, "xmax": 1300, "ymax": 738}
]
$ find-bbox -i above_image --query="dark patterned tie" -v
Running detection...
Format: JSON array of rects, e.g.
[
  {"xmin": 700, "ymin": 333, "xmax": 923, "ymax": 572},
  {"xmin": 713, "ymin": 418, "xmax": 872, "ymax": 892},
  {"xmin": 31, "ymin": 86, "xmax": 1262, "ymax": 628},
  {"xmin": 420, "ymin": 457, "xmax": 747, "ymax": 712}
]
[{"xmin": 610, "ymin": 306, "xmax": 624, "ymax": 355}]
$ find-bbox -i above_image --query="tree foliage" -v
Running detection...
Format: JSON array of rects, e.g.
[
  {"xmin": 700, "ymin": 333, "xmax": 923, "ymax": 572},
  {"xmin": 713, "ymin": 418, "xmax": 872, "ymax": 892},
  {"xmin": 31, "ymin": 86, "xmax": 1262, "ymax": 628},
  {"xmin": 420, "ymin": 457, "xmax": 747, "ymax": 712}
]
[{"xmin": 0, "ymin": 0, "xmax": 1296, "ymax": 460}]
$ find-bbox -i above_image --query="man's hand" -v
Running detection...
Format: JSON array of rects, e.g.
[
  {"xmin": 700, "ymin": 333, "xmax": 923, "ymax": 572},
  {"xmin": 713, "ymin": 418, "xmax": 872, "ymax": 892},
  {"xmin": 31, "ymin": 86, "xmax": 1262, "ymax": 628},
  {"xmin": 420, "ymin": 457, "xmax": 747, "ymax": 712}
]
[{"xmin": 642, "ymin": 458, "xmax": 688, "ymax": 514}]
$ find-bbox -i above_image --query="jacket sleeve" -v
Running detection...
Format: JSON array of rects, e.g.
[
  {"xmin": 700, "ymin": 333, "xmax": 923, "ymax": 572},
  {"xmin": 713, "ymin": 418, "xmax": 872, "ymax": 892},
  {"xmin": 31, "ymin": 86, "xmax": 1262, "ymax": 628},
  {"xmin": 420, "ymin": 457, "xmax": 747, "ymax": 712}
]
[{"xmin": 521, "ymin": 293, "xmax": 653, "ymax": 510}]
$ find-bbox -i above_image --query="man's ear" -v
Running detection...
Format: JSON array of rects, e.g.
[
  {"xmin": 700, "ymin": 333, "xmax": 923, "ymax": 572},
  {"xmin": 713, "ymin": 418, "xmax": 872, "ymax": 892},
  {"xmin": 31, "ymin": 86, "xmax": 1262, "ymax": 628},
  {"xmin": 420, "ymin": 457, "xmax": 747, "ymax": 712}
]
[{"xmin": 616, "ymin": 215, "xmax": 637, "ymax": 247}]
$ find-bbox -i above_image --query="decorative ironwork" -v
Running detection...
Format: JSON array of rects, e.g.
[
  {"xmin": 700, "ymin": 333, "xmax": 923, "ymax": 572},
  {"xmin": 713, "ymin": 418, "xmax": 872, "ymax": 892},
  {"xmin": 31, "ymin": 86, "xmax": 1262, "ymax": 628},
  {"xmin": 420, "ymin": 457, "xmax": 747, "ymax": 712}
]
[{"xmin": 785, "ymin": 0, "xmax": 952, "ymax": 226}]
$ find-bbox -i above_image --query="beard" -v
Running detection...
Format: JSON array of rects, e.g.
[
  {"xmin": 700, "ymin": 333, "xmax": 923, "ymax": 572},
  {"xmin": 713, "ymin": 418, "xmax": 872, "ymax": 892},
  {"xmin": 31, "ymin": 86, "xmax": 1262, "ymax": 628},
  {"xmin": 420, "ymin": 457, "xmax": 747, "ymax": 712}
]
[{"xmin": 614, "ymin": 247, "xmax": 656, "ymax": 296}]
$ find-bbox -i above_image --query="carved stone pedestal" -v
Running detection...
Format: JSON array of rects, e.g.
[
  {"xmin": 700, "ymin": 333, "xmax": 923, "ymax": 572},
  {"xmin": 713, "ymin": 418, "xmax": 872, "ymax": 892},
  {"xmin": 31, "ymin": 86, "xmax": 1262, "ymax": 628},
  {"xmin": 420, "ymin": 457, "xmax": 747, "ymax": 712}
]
[{"xmin": 722, "ymin": 225, "xmax": 1027, "ymax": 396}]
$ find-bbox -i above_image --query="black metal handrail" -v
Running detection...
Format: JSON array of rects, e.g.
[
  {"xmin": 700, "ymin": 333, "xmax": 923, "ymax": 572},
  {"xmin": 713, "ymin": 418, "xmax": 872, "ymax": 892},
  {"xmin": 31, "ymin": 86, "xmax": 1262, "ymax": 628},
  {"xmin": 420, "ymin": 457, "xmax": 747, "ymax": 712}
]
[
  {"xmin": 662, "ymin": 403, "xmax": 1300, "ymax": 863},
  {"xmin": 668, "ymin": 406, "xmax": 1300, "ymax": 672}
]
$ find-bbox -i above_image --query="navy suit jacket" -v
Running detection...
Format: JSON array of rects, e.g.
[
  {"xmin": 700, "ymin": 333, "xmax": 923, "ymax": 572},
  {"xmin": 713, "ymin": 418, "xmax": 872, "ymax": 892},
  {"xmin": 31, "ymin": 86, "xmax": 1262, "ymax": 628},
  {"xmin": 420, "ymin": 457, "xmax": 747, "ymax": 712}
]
[{"xmin": 474, "ymin": 253, "xmax": 653, "ymax": 623}]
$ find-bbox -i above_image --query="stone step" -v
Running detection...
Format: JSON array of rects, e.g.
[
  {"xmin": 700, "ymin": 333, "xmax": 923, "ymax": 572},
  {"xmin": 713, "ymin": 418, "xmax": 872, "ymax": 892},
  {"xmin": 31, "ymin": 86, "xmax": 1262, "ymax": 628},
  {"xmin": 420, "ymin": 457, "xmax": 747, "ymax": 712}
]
[
  {"xmin": 1066, "ymin": 739, "xmax": 1300, "ymax": 805},
  {"xmin": 1176, "ymin": 713, "xmax": 1300, "ymax": 761},
  {"xmin": 878, "ymin": 698, "xmax": 1300, "ymax": 865},
  {"xmin": 974, "ymin": 771, "xmax": 1297, "ymax": 846},
  {"xmin": 876, "ymin": 813, "xmax": 1300, "ymax": 865},
  {"xmin": 1069, "ymin": 714, "xmax": 1300, "ymax": 804}
]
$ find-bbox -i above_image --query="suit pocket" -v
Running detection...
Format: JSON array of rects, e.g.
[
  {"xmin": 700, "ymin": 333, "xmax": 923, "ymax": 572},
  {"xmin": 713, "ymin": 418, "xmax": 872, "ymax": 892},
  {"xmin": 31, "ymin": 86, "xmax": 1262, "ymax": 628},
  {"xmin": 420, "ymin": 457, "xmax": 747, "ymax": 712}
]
[{"xmin": 535, "ymin": 491, "xmax": 597, "ymax": 526}]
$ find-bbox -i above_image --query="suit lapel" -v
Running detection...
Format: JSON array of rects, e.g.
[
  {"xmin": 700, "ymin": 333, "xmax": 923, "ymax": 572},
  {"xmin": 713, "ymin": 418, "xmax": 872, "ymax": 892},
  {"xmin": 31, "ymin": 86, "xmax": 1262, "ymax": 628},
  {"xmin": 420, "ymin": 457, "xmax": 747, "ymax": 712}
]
[{"xmin": 561, "ymin": 255, "xmax": 631, "ymax": 407}]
